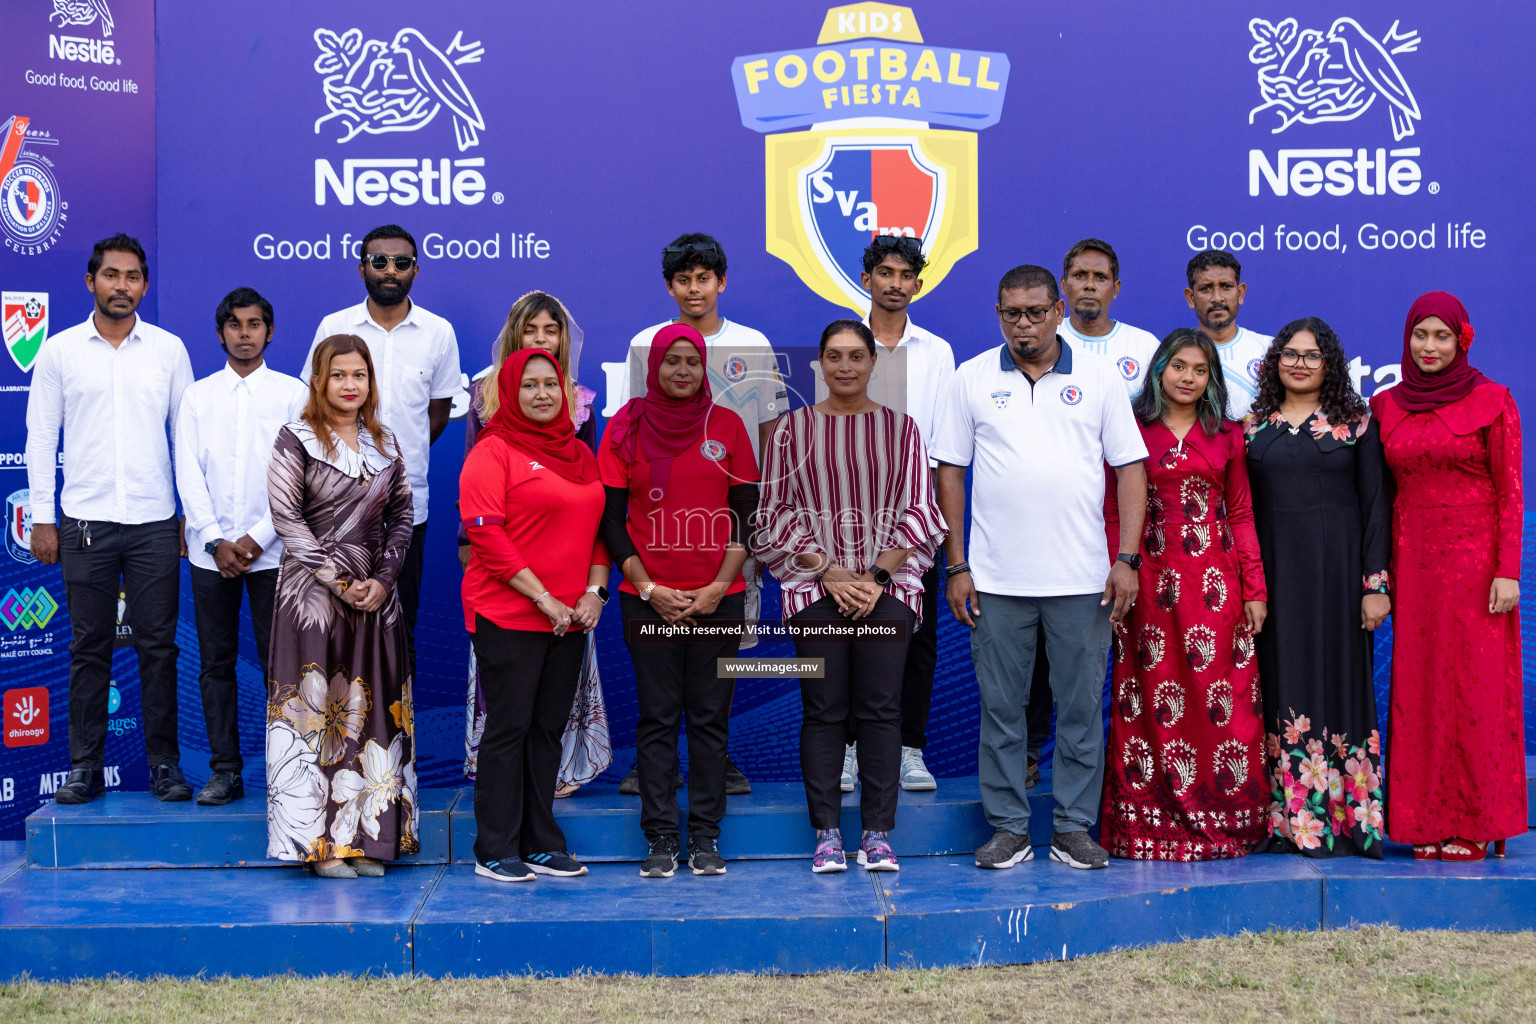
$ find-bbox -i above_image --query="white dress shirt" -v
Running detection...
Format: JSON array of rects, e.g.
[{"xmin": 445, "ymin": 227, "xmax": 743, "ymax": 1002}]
[
  {"xmin": 25, "ymin": 313, "xmax": 194, "ymax": 525},
  {"xmin": 175, "ymin": 362, "xmax": 309, "ymax": 572},
  {"xmin": 307, "ymin": 299, "xmax": 460, "ymax": 525},
  {"xmin": 857, "ymin": 314, "xmax": 956, "ymax": 451}
]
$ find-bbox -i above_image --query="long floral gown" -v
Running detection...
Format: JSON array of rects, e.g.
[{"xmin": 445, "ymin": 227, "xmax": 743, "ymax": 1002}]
[
  {"xmin": 1370, "ymin": 383, "xmax": 1527, "ymax": 845},
  {"xmin": 265, "ymin": 422, "xmax": 418, "ymax": 862},
  {"xmin": 1101, "ymin": 420, "xmax": 1269, "ymax": 860}
]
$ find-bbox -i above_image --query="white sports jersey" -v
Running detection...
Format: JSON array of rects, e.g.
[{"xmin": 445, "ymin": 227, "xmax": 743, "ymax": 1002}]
[
  {"xmin": 1214, "ymin": 326, "xmax": 1273, "ymax": 419},
  {"xmin": 1058, "ymin": 318, "xmax": 1160, "ymax": 399}
]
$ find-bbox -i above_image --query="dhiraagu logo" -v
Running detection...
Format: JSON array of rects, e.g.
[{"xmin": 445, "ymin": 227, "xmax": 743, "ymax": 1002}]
[{"xmin": 732, "ymin": 3, "xmax": 1009, "ymax": 311}]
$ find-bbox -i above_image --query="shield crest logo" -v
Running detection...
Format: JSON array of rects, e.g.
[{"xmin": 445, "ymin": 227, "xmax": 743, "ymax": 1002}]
[
  {"xmin": 766, "ymin": 127, "xmax": 978, "ymax": 312},
  {"xmin": 2, "ymin": 292, "xmax": 48, "ymax": 373}
]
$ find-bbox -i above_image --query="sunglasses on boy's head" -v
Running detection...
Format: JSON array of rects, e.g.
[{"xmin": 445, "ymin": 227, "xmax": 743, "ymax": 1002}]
[
  {"xmin": 363, "ymin": 254, "xmax": 417, "ymax": 272},
  {"xmin": 663, "ymin": 242, "xmax": 720, "ymax": 256},
  {"xmin": 870, "ymin": 235, "xmax": 923, "ymax": 255}
]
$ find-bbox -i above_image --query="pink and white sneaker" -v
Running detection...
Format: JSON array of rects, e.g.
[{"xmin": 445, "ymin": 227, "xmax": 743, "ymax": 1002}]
[
  {"xmin": 812, "ymin": 828, "xmax": 847, "ymax": 873},
  {"xmin": 857, "ymin": 830, "xmax": 899, "ymax": 872}
]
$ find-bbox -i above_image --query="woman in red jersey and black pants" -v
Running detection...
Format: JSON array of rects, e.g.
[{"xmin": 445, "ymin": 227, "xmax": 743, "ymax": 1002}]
[
  {"xmin": 600, "ymin": 324, "xmax": 760, "ymax": 879},
  {"xmin": 756, "ymin": 320, "xmax": 946, "ymax": 875},
  {"xmin": 460, "ymin": 348, "xmax": 609, "ymax": 883}
]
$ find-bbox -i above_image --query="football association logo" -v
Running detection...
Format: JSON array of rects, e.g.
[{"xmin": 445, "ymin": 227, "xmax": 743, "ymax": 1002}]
[
  {"xmin": 313, "ymin": 28, "xmax": 487, "ymax": 151},
  {"xmin": 2, "ymin": 292, "xmax": 48, "ymax": 373},
  {"xmin": 1060, "ymin": 385, "xmax": 1083, "ymax": 406},
  {"xmin": 1247, "ymin": 359, "xmax": 1263, "ymax": 381},
  {"xmin": 1116, "ymin": 356, "xmax": 1139, "ymax": 381},
  {"xmin": 1247, "ymin": 17, "xmax": 1421, "ymax": 141},
  {"xmin": 733, "ymin": 4, "xmax": 1009, "ymax": 311},
  {"xmin": 5, "ymin": 490, "xmax": 35, "ymax": 565},
  {"xmin": 699, "ymin": 439, "xmax": 727, "ymax": 462},
  {"xmin": 0, "ymin": 117, "xmax": 68, "ymax": 254}
]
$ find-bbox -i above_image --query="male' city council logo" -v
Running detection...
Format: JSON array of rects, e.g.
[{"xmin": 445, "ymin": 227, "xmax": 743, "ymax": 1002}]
[
  {"xmin": 1117, "ymin": 356, "xmax": 1139, "ymax": 381},
  {"xmin": 732, "ymin": 4, "xmax": 1009, "ymax": 311},
  {"xmin": 2, "ymin": 292, "xmax": 48, "ymax": 373},
  {"xmin": 314, "ymin": 28, "xmax": 487, "ymax": 151},
  {"xmin": 1060, "ymin": 385, "xmax": 1083, "ymax": 407},
  {"xmin": 0, "ymin": 587, "xmax": 58, "ymax": 631},
  {"xmin": 1248, "ymin": 17, "xmax": 1421, "ymax": 141},
  {"xmin": 50, "ymin": 0, "xmax": 113, "ymax": 34}
]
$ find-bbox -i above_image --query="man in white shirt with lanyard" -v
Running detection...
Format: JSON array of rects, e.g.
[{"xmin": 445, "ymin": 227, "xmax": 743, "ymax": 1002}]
[
  {"xmin": 1184, "ymin": 249, "xmax": 1272, "ymax": 418},
  {"xmin": 614, "ymin": 232, "xmax": 786, "ymax": 797},
  {"xmin": 25, "ymin": 234, "xmax": 196, "ymax": 805},
  {"xmin": 836, "ymin": 234, "xmax": 955, "ymax": 794},
  {"xmin": 1023, "ymin": 239, "xmax": 1161, "ymax": 786},
  {"xmin": 175, "ymin": 288, "xmax": 307, "ymax": 806},
  {"xmin": 306, "ymin": 225, "xmax": 461, "ymax": 670},
  {"xmin": 933, "ymin": 264, "xmax": 1147, "ymax": 872}
]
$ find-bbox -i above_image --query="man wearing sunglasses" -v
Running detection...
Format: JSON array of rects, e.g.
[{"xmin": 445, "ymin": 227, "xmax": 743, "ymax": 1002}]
[
  {"xmin": 1183, "ymin": 249, "xmax": 1272, "ymax": 418},
  {"xmin": 306, "ymin": 224, "xmax": 462, "ymax": 668},
  {"xmin": 612, "ymin": 231, "xmax": 786, "ymax": 798},
  {"xmin": 834, "ymin": 234, "xmax": 955, "ymax": 795},
  {"xmin": 932, "ymin": 264, "xmax": 1147, "ymax": 872}
]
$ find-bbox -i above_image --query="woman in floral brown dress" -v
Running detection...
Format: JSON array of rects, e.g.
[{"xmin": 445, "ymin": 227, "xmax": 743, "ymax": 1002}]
[{"xmin": 265, "ymin": 334, "xmax": 417, "ymax": 879}]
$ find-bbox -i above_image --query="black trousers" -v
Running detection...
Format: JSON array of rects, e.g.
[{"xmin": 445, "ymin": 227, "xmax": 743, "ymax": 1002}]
[
  {"xmin": 794, "ymin": 594, "xmax": 914, "ymax": 832},
  {"xmin": 1026, "ymin": 623, "xmax": 1054, "ymax": 759},
  {"xmin": 622, "ymin": 591, "xmax": 744, "ymax": 841},
  {"xmin": 189, "ymin": 565, "xmax": 277, "ymax": 773},
  {"xmin": 58, "ymin": 516, "xmax": 181, "ymax": 770},
  {"xmin": 397, "ymin": 521, "xmax": 428, "ymax": 672},
  {"xmin": 470, "ymin": 616, "xmax": 584, "ymax": 862},
  {"xmin": 847, "ymin": 562, "xmax": 940, "ymax": 749}
]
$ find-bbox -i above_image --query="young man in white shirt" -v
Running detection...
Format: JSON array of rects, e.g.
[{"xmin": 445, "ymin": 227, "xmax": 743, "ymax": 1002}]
[
  {"xmin": 25, "ymin": 234, "xmax": 196, "ymax": 805},
  {"xmin": 933, "ymin": 265, "xmax": 1148, "ymax": 872},
  {"xmin": 306, "ymin": 225, "xmax": 461, "ymax": 668},
  {"xmin": 1184, "ymin": 249, "xmax": 1272, "ymax": 418},
  {"xmin": 838, "ymin": 235, "xmax": 956, "ymax": 793},
  {"xmin": 615, "ymin": 233, "xmax": 786, "ymax": 797},
  {"xmin": 175, "ymin": 288, "xmax": 307, "ymax": 806}
]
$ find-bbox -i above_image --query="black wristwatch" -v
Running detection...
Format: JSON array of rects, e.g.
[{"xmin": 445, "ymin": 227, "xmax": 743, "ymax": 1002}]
[
  {"xmin": 205, "ymin": 538, "xmax": 225, "ymax": 557},
  {"xmin": 1116, "ymin": 552, "xmax": 1143, "ymax": 570},
  {"xmin": 869, "ymin": 565, "xmax": 893, "ymax": 587}
]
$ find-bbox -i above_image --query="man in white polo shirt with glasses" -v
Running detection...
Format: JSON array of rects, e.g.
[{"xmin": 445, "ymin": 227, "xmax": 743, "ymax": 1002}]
[{"xmin": 933, "ymin": 264, "xmax": 1147, "ymax": 872}]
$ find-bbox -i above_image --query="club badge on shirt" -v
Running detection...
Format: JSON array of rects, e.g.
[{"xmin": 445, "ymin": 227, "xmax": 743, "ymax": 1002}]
[
  {"xmin": 1116, "ymin": 356, "xmax": 1140, "ymax": 381},
  {"xmin": 1060, "ymin": 385, "xmax": 1083, "ymax": 406},
  {"xmin": 1247, "ymin": 359, "xmax": 1263, "ymax": 381},
  {"xmin": 699, "ymin": 439, "xmax": 727, "ymax": 462},
  {"xmin": 990, "ymin": 389, "xmax": 1012, "ymax": 410},
  {"xmin": 723, "ymin": 355, "xmax": 749, "ymax": 383}
]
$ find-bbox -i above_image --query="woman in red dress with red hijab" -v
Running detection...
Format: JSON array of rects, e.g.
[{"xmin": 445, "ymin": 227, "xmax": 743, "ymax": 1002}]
[{"xmin": 1370, "ymin": 291, "xmax": 1526, "ymax": 861}]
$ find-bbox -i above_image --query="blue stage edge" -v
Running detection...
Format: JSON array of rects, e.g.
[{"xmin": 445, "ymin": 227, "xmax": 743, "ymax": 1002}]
[{"xmin": 3, "ymin": 770, "xmax": 1535, "ymax": 980}]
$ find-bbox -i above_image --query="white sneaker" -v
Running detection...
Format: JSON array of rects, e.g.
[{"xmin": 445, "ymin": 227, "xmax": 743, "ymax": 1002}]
[
  {"xmin": 840, "ymin": 744, "xmax": 857, "ymax": 792},
  {"xmin": 899, "ymin": 746, "xmax": 937, "ymax": 791}
]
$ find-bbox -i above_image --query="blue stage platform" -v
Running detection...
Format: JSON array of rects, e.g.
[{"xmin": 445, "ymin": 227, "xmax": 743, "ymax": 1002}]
[{"xmin": 3, "ymin": 773, "xmax": 1535, "ymax": 979}]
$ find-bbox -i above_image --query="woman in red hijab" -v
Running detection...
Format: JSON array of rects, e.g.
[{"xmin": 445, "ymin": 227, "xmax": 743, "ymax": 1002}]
[
  {"xmin": 1369, "ymin": 291, "xmax": 1525, "ymax": 861},
  {"xmin": 460, "ymin": 349, "xmax": 610, "ymax": 883},
  {"xmin": 598, "ymin": 324, "xmax": 760, "ymax": 879}
]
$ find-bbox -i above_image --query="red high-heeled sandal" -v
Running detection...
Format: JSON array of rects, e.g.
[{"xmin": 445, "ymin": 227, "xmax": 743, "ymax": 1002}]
[
  {"xmin": 1412, "ymin": 842, "xmax": 1442, "ymax": 860},
  {"xmin": 1440, "ymin": 837, "xmax": 1488, "ymax": 862}
]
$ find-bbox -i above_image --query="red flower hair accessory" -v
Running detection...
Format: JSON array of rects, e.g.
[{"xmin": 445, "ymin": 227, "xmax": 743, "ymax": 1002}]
[{"xmin": 1458, "ymin": 322, "xmax": 1474, "ymax": 351}]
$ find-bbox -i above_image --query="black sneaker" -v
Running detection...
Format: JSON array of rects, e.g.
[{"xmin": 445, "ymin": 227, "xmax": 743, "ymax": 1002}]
[
  {"xmin": 150, "ymin": 765, "xmax": 193, "ymax": 802},
  {"xmin": 724, "ymin": 755, "xmax": 751, "ymax": 796},
  {"xmin": 1026, "ymin": 756, "xmax": 1041, "ymax": 789},
  {"xmin": 688, "ymin": 836, "xmax": 727, "ymax": 875},
  {"xmin": 54, "ymin": 768, "xmax": 104, "ymax": 805},
  {"xmin": 640, "ymin": 833, "xmax": 681, "ymax": 878},
  {"xmin": 1050, "ymin": 830, "xmax": 1109, "ymax": 870},
  {"xmin": 975, "ymin": 828, "xmax": 1034, "ymax": 869},
  {"xmin": 475, "ymin": 858, "xmax": 534, "ymax": 883},
  {"xmin": 619, "ymin": 762, "xmax": 685, "ymax": 796},
  {"xmin": 196, "ymin": 770, "xmax": 244, "ymax": 806},
  {"xmin": 524, "ymin": 850, "xmax": 588, "ymax": 877}
]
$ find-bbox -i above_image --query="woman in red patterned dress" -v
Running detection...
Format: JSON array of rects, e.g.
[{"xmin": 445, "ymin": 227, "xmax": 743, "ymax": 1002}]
[
  {"xmin": 1102, "ymin": 329, "xmax": 1269, "ymax": 860},
  {"xmin": 1369, "ymin": 291, "xmax": 1525, "ymax": 861}
]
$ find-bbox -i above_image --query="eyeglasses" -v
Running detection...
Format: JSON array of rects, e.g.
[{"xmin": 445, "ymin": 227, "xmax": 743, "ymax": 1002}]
[
  {"xmin": 663, "ymin": 241, "xmax": 720, "ymax": 256},
  {"xmin": 363, "ymin": 254, "xmax": 417, "ymax": 272},
  {"xmin": 1278, "ymin": 350, "xmax": 1324, "ymax": 369},
  {"xmin": 998, "ymin": 305, "xmax": 1056, "ymax": 324},
  {"xmin": 870, "ymin": 235, "xmax": 923, "ymax": 254}
]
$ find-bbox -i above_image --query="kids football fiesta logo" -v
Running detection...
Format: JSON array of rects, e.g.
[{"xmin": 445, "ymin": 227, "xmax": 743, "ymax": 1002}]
[{"xmin": 732, "ymin": 4, "xmax": 1009, "ymax": 311}]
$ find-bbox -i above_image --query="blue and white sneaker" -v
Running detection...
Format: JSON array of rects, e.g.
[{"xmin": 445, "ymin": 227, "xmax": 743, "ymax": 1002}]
[
  {"xmin": 523, "ymin": 850, "xmax": 588, "ymax": 877},
  {"xmin": 475, "ymin": 858, "xmax": 534, "ymax": 883}
]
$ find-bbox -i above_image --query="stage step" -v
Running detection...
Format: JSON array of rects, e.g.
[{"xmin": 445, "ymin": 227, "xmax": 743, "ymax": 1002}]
[
  {"xmin": 3, "ymin": 835, "xmax": 1533, "ymax": 979},
  {"xmin": 24, "ymin": 778, "xmax": 1058, "ymax": 869}
]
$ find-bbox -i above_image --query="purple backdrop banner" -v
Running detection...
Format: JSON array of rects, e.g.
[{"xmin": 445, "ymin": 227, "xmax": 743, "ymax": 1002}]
[{"xmin": 0, "ymin": 0, "xmax": 1530, "ymax": 839}]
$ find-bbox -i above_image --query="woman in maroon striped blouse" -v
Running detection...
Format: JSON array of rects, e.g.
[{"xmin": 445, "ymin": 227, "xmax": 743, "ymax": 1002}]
[{"xmin": 755, "ymin": 319, "xmax": 947, "ymax": 874}]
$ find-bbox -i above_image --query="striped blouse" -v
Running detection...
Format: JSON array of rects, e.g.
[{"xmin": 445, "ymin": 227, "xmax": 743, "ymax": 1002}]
[{"xmin": 754, "ymin": 405, "xmax": 947, "ymax": 622}]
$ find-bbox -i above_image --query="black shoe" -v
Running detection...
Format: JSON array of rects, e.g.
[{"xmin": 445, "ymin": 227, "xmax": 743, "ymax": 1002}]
[
  {"xmin": 1026, "ymin": 756, "xmax": 1041, "ymax": 789},
  {"xmin": 688, "ymin": 836, "xmax": 727, "ymax": 876},
  {"xmin": 150, "ymin": 765, "xmax": 193, "ymax": 802},
  {"xmin": 975, "ymin": 828, "xmax": 1034, "ymax": 869},
  {"xmin": 196, "ymin": 770, "xmax": 244, "ymax": 806},
  {"xmin": 475, "ymin": 858, "xmax": 534, "ymax": 883},
  {"xmin": 524, "ymin": 850, "xmax": 588, "ymax": 877},
  {"xmin": 1050, "ymin": 830, "xmax": 1108, "ymax": 870},
  {"xmin": 724, "ymin": 755, "xmax": 751, "ymax": 796},
  {"xmin": 620, "ymin": 761, "xmax": 685, "ymax": 795},
  {"xmin": 640, "ymin": 833, "xmax": 681, "ymax": 878},
  {"xmin": 54, "ymin": 768, "xmax": 104, "ymax": 805}
]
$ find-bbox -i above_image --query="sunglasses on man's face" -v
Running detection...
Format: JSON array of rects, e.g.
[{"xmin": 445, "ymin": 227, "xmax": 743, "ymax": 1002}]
[{"xmin": 363, "ymin": 254, "xmax": 417, "ymax": 272}]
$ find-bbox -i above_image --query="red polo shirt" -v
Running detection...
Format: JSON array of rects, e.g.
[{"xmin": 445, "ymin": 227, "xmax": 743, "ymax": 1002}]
[
  {"xmin": 598, "ymin": 407, "xmax": 758, "ymax": 595},
  {"xmin": 460, "ymin": 436, "xmax": 608, "ymax": 633}
]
